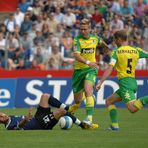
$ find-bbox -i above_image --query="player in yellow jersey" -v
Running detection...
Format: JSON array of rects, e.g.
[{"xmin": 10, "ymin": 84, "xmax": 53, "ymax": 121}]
[
  {"xmin": 70, "ymin": 18, "xmax": 109, "ymax": 129},
  {"xmin": 96, "ymin": 30, "xmax": 148, "ymax": 131}
]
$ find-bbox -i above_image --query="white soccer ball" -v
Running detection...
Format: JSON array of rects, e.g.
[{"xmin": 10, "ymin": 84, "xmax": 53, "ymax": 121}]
[{"xmin": 59, "ymin": 116, "xmax": 73, "ymax": 129}]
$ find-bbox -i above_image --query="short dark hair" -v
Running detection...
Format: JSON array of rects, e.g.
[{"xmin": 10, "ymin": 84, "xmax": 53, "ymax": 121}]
[{"xmin": 114, "ymin": 30, "xmax": 128, "ymax": 41}]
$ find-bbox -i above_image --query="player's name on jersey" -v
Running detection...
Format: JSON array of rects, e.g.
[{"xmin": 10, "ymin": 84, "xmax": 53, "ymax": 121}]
[{"xmin": 117, "ymin": 50, "xmax": 138, "ymax": 54}]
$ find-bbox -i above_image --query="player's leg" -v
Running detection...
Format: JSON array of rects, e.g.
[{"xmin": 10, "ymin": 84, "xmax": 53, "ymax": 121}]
[
  {"xmin": 53, "ymin": 108, "xmax": 92, "ymax": 129},
  {"xmin": 84, "ymin": 69, "xmax": 97, "ymax": 123},
  {"xmin": 39, "ymin": 93, "xmax": 69, "ymax": 111},
  {"xmin": 70, "ymin": 69, "xmax": 88, "ymax": 113},
  {"xmin": 106, "ymin": 93, "xmax": 121, "ymax": 130},
  {"xmin": 68, "ymin": 91, "xmax": 83, "ymax": 113},
  {"xmin": 126, "ymin": 95, "xmax": 148, "ymax": 113},
  {"xmin": 84, "ymin": 80, "xmax": 94, "ymax": 122}
]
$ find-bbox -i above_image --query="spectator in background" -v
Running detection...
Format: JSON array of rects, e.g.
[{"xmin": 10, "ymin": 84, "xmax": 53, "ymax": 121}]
[
  {"xmin": 16, "ymin": 58, "xmax": 27, "ymax": 69},
  {"xmin": 35, "ymin": 14, "xmax": 44, "ymax": 32},
  {"xmin": 54, "ymin": 7, "xmax": 64, "ymax": 24},
  {"xmin": 120, "ymin": 0, "xmax": 134, "ymax": 23},
  {"xmin": 19, "ymin": 0, "xmax": 30, "ymax": 13},
  {"xmin": 33, "ymin": 46, "xmax": 44, "ymax": 64},
  {"xmin": 4, "ymin": 14, "xmax": 16, "ymax": 33},
  {"xmin": 0, "ymin": 24, "xmax": 7, "ymax": 36},
  {"xmin": 20, "ymin": 14, "xmax": 32, "ymax": 35},
  {"xmin": 0, "ymin": 32, "xmax": 6, "ymax": 60},
  {"xmin": 63, "ymin": 8, "xmax": 76, "ymax": 28},
  {"xmin": 54, "ymin": 24, "xmax": 65, "ymax": 39},
  {"xmin": 60, "ymin": 31, "xmax": 73, "ymax": 57},
  {"xmin": 30, "ymin": 59, "xmax": 45, "ymax": 70},
  {"xmin": 33, "ymin": 31, "xmax": 45, "ymax": 47},
  {"xmin": 91, "ymin": 8, "xmax": 103, "ymax": 26},
  {"xmin": 26, "ymin": 7, "xmax": 37, "ymax": 22},
  {"xmin": 42, "ymin": 23, "xmax": 50, "ymax": 39},
  {"xmin": 111, "ymin": 0, "xmax": 121, "ymax": 13},
  {"xmin": 109, "ymin": 14, "xmax": 124, "ymax": 32},
  {"xmin": 45, "ymin": 45, "xmax": 63, "ymax": 70},
  {"xmin": 47, "ymin": 13, "xmax": 58, "ymax": 33},
  {"xmin": 133, "ymin": 0, "xmax": 146, "ymax": 27},
  {"xmin": 14, "ymin": 7, "xmax": 25, "ymax": 27}
]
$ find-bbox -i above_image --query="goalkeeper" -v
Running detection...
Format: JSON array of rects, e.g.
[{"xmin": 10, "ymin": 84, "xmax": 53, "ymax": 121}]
[{"xmin": 0, "ymin": 93, "xmax": 92, "ymax": 130}]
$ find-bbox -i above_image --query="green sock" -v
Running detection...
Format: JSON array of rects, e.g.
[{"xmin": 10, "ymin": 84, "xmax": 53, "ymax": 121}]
[
  {"xmin": 108, "ymin": 105, "xmax": 119, "ymax": 127},
  {"xmin": 139, "ymin": 95, "xmax": 148, "ymax": 105}
]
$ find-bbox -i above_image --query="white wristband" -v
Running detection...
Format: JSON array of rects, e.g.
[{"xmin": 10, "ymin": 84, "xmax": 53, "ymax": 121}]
[{"xmin": 85, "ymin": 60, "xmax": 90, "ymax": 65}]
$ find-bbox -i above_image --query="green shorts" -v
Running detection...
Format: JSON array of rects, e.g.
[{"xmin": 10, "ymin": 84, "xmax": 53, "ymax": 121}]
[
  {"xmin": 72, "ymin": 67, "xmax": 98, "ymax": 94},
  {"xmin": 115, "ymin": 77, "xmax": 138, "ymax": 103}
]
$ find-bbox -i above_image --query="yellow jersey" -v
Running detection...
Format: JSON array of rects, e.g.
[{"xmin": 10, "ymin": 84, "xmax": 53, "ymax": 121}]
[
  {"xmin": 109, "ymin": 46, "xmax": 148, "ymax": 79},
  {"xmin": 73, "ymin": 34, "xmax": 102, "ymax": 69}
]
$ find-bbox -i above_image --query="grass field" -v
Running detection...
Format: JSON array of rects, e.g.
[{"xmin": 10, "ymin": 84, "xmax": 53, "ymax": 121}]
[{"xmin": 0, "ymin": 108, "xmax": 148, "ymax": 148}]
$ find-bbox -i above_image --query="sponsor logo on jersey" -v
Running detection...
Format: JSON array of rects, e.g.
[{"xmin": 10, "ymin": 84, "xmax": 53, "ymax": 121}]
[{"xmin": 81, "ymin": 48, "xmax": 94, "ymax": 53}]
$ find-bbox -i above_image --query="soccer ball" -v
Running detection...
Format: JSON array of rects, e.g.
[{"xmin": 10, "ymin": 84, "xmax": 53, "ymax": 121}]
[{"xmin": 59, "ymin": 116, "xmax": 73, "ymax": 129}]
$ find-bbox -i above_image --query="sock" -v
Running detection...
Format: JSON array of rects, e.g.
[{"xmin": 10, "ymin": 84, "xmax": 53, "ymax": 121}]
[
  {"xmin": 48, "ymin": 95, "xmax": 62, "ymax": 108},
  {"xmin": 65, "ymin": 112, "xmax": 81, "ymax": 125},
  {"xmin": 139, "ymin": 95, "xmax": 148, "ymax": 105},
  {"xmin": 108, "ymin": 105, "xmax": 119, "ymax": 128},
  {"xmin": 86, "ymin": 96, "xmax": 94, "ymax": 122}
]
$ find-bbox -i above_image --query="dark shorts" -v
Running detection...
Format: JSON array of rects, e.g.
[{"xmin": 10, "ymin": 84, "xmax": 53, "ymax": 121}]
[{"xmin": 34, "ymin": 106, "xmax": 58, "ymax": 130}]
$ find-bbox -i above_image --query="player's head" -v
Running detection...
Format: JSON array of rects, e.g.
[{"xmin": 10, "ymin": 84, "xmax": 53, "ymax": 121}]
[
  {"xmin": 0, "ymin": 112, "xmax": 9, "ymax": 124},
  {"xmin": 114, "ymin": 30, "xmax": 128, "ymax": 46},
  {"xmin": 80, "ymin": 18, "xmax": 91, "ymax": 38}
]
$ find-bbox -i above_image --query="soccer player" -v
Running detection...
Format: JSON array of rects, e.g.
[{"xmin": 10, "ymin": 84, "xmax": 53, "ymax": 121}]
[
  {"xmin": 0, "ymin": 93, "xmax": 91, "ymax": 130},
  {"xmin": 70, "ymin": 18, "xmax": 109, "ymax": 128},
  {"xmin": 96, "ymin": 30, "xmax": 148, "ymax": 131}
]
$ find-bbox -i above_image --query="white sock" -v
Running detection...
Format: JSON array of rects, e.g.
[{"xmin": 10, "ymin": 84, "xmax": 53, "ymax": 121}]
[
  {"xmin": 75, "ymin": 119, "xmax": 81, "ymax": 125},
  {"xmin": 60, "ymin": 103, "xmax": 66, "ymax": 109}
]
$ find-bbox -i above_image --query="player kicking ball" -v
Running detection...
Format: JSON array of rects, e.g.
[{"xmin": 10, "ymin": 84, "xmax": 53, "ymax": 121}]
[{"xmin": 96, "ymin": 30, "xmax": 148, "ymax": 131}]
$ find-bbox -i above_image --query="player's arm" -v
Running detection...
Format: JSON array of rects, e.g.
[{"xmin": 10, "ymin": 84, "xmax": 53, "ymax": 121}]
[
  {"xmin": 98, "ymin": 36, "xmax": 110, "ymax": 54},
  {"xmin": 96, "ymin": 65, "xmax": 113, "ymax": 91},
  {"xmin": 73, "ymin": 52, "xmax": 99, "ymax": 69},
  {"xmin": 96, "ymin": 50, "xmax": 117, "ymax": 91},
  {"xmin": 137, "ymin": 48, "xmax": 148, "ymax": 58},
  {"xmin": 16, "ymin": 108, "xmax": 33, "ymax": 129}
]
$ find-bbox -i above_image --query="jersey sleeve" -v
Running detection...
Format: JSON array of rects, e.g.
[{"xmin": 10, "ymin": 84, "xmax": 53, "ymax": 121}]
[
  {"xmin": 73, "ymin": 37, "xmax": 81, "ymax": 53},
  {"xmin": 96, "ymin": 35, "xmax": 103, "ymax": 45},
  {"xmin": 109, "ymin": 50, "xmax": 117, "ymax": 67},
  {"xmin": 137, "ymin": 47, "xmax": 148, "ymax": 58}
]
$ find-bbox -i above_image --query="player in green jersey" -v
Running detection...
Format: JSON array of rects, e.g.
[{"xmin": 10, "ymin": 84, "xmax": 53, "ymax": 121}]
[
  {"xmin": 96, "ymin": 30, "xmax": 148, "ymax": 131},
  {"xmin": 70, "ymin": 18, "xmax": 109, "ymax": 128}
]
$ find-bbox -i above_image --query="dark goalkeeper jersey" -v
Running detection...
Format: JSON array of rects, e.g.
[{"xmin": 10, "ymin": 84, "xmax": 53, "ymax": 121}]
[{"xmin": 5, "ymin": 116, "xmax": 41, "ymax": 130}]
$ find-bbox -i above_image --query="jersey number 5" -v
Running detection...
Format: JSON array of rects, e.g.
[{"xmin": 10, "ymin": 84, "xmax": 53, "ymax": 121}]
[{"xmin": 127, "ymin": 58, "xmax": 132, "ymax": 74}]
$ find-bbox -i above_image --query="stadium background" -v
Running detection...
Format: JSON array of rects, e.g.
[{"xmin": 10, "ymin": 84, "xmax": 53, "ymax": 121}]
[{"xmin": 0, "ymin": 0, "xmax": 148, "ymax": 108}]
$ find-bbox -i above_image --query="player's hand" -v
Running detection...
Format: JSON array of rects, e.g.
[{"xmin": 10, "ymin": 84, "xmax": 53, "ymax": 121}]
[
  {"xmin": 26, "ymin": 108, "xmax": 33, "ymax": 121},
  {"xmin": 95, "ymin": 82, "xmax": 102, "ymax": 92},
  {"xmin": 88, "ymin": 62, "xmax": 99, "ymax": 69}
]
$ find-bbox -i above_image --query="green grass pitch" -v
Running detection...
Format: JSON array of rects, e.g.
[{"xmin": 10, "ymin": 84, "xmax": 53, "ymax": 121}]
[{"xmin": 0, "ymin": 108, "xmax": 148, "ymax": 148}]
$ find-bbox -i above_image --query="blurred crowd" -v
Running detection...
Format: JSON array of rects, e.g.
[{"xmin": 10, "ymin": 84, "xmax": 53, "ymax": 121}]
[{"xmin": 0, "ymin": 0, "xmax": 148, "ymax": 70}]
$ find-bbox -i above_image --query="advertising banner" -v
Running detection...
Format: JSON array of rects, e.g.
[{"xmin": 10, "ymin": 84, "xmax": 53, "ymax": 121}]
[
  {"xmin": 0, "ymin": 77, "xmax": 147, "ymax": 108},
  {"xmin": 0, "ymin": 79, "xmax": 16, "ymax": 108}
]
